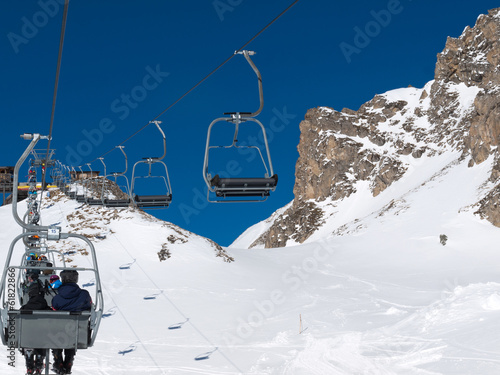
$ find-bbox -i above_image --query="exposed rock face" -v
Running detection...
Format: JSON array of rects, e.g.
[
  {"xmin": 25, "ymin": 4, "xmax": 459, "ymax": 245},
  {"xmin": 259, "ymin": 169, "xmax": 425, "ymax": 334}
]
[
  {"xmin": 253, "ymin": 8, "xmax": 500, "ymax": 248},
  {"xmin": 435, "ymin": 10, "xmax": 500, "ymax": 165},
  {"xmin": 83, "ymin": 177, "xmax": 131, "ymax": 201},
  {"xmin": 435, "ymin": 9, "xmax": 500, "ymax": 226}
]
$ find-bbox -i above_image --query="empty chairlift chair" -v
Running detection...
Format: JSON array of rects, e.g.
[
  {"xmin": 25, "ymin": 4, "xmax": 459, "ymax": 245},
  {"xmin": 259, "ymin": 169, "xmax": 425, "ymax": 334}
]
[
  {"xmin": 68, "ymin": 167, "xmax": 77, "ymax": 199},
  {"xmin": 202, "ymin": 50, "xmax": 278, "ymax": 202},
  {"xmin": 75, "ymin": 166, "xmax": 87, "ymax": 203},
  {"xmin": 131, "ymin": 121, "xmax": 172, "ymax": 209},
  {"xmin": 104, "ymin": 146, "xmax": 132, "ymax": 208}
]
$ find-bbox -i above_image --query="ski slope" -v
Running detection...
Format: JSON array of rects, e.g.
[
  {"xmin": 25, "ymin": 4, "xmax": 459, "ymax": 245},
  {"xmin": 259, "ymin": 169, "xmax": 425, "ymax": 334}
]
[{"xmin": 1, "ymin": 151, "xmax": 500, "ymax": 374}]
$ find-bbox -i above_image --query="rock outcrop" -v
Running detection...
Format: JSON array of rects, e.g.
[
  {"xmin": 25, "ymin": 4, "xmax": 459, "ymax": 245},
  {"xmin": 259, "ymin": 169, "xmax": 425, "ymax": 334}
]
[{"xmin": 251, "ymin": 8, "xmax": 500, "ymax": 248}]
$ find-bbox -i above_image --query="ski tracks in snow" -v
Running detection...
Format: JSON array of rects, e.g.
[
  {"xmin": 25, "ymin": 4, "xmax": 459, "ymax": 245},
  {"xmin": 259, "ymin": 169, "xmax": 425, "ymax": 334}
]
[{"xmin": 270, "ymin": 282, "xmax": 500, "ymax": 375}]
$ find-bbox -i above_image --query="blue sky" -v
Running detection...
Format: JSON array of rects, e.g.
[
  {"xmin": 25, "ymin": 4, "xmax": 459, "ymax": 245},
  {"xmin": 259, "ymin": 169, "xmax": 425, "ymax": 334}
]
[{"xmin": 1, "ymin": 0, "xmax": 498, "ymax": 246}]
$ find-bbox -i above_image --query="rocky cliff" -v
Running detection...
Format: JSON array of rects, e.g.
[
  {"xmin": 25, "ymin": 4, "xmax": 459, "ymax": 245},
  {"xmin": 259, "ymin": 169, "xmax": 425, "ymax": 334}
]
[{"xmin": 250, "ymin": 8, "xmax": 500, "ymax": 248}]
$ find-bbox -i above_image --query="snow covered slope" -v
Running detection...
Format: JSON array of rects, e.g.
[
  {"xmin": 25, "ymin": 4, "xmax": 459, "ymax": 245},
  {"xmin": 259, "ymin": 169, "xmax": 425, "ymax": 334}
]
[
  {"xmin": 1, "ymin": 160, "xmax": 500, "ymax": 375},
  {"xmin": 3, "ymin": 8, "xmax": 500, "ymax": 373}
]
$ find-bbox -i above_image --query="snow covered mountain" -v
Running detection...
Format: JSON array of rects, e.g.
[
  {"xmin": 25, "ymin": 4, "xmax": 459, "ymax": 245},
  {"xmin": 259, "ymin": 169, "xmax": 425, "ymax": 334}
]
[
  {"xmin": 233, "ymin": 7, "xmax": 500, "ymax": 249},
  {"xmin": 2, "ymin": 162, "xmax": 500, "ymax": 374},
  {"xmin": 1, "ymin": 7, "xmax": 500, "ymax": 375}
]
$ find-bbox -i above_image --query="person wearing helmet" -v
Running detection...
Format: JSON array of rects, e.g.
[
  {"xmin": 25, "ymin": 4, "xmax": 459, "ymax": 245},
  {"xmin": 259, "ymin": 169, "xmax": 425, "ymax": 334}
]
[
  {"xmin": 49, "ymin": 274, "xmax": 62, "ymax": 289},
  {"xmin": 22, "ymin": 272, "xmax": 40, "ymax": 298},
  {"xmin": 51, "ymin": 270, "xmax": 91, "ymax": 374},
  {"xmin": 22, "ymin": 274, "xmax": 48, "ymax": 310},
  {"xmin": 20, "ymin": 274, "xmax": 50, "ymax": 374}
]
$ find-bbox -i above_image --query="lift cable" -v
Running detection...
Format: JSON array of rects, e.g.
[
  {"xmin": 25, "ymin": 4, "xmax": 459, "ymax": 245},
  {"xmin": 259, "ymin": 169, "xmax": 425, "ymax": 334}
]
[
  {"xmin": 86, "ymin": 0, "xmax": 300, "ymax": 165},
  {"xmin": 40, "ymin": 0, "xmax": 69, "ymax": 197}
]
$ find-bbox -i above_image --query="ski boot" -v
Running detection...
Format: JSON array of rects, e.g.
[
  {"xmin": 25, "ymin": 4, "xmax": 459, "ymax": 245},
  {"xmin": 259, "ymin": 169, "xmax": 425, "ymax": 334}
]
[
  {"xmin": 63, "ymin": 355, "xmax": 74, "ymax": 374},
  {"xmin": 34, "ymin": 354, "xmax": 45, "ymax": 375},
  {"xmin": 24, "ymin": 349, "xmax": 35, "ymax": 375}
]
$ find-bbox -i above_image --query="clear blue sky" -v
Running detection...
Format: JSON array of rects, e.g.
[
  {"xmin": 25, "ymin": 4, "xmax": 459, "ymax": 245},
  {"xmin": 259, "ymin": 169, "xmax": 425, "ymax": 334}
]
[{"xmin": 1, "ymin": 0, "xmax": 498, "ymax": 246}]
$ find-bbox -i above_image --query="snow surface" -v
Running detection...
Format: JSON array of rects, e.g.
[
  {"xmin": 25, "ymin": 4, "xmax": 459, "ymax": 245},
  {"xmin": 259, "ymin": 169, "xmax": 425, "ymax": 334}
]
[{"xmin": 1, "ymin": 145, "xmax": 500, "ymax": 374}]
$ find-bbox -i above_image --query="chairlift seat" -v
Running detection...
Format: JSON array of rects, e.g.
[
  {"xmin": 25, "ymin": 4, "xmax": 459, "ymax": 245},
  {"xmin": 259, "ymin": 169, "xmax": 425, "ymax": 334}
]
[
  {"xmin": 104, "ymin": 198, "xmax": 131, "ymax": 208},
  {"xmin": 134, "ymin": 194, "xmax": 172, "ymax": 208},
  {"xmin": 216, "ymin": 190, "xmax": 270, "ymax": 198},
  {"xmin": 76, "ymin": 195, "xmax": 85, "ymax": 203},
  {"xmin": 210, "ymin": 174, "xmax": 278, "ymax": 198},
  {"xmin": 210, "ymin": 174, "xmax": 278, "ymax": 189},
  {"xmin": 6, "ymin": 310, "xmax": 91, "ymax": 349},
  {"xmin": 87, "ymin": 199, "xmax": 103, "ymax": 206}
]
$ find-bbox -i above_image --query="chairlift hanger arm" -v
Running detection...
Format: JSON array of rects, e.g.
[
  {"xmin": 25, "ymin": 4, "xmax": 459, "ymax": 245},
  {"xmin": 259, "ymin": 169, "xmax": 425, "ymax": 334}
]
[
  {"xmin": 150, "ymin": 121, "xmax": 166, "ymax": 161},
  {"xmin": 235, "ymin": 50, "xmax": 263, "ymax": 118},
  {"xmin": 111, "ymin": 145, "xmax": 128, "ymax": 176},
  {"xmin": 12, "ymin": 134, "xmax": 54, "ymax": 231},
  {"xmin": 98, "ymin": 157, "xmax": 106, "ymax": 177}
]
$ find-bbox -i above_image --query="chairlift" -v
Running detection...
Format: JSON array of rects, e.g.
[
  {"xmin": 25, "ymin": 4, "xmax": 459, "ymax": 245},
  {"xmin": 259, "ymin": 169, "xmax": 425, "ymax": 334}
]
[
  {"xmin": 18, "ymin": 246, "xmax": 66, "ymax": 307},
  {"xmin": 130, "ymin": 121, "xmax": 172, "ymax": 209},
  {"xmin": 104, "ymin": 146, "xmax": 132, "ymax": 208},
  {"xmin": 202, "ymin": 50, "xmax": 278, "ymax": 202},
  {"xmin": 67, "ymin": 166, "xmax": 77, "ymax": 199},
  {"xmin": 54, "ymin": 162, "xmax": 70, "ymax": 194},
  {"xmin": 51, "ymin": 161, "xmax": 70, "ymax": 195},
  {"xmin": 0, "ymin": 133, "xmax": 104, "ymax": 374},
  {"xmin": 30, "ymin": 149, "xmax": 56, "ymax": 168},
  {"xmin": 62, "ymin": 165, "xmax": 72, "ymax": 195},
  {"xmin": 0, "ymin": 231, "xmax": 104, "ymax": 352},
  {"xmin": 75, "ymin": 166, "xmax": 90, "ymax": 203}
]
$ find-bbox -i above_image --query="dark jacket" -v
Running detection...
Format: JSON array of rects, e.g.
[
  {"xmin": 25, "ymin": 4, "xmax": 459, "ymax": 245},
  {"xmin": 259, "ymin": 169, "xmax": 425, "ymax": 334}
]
[
  {"xmin": 51, "ymin": 282, "xmax": 92, "ymax": 311},
  {"xmin": 21, "ymin": 283, "xmax": 50, "ymax": 311}
]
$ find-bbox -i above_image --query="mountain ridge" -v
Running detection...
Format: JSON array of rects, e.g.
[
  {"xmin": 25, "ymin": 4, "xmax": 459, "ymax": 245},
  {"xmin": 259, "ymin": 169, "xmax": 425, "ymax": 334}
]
[{"xmin": 233, "ymin": 7, "xmax": 500, "ymax": 249}]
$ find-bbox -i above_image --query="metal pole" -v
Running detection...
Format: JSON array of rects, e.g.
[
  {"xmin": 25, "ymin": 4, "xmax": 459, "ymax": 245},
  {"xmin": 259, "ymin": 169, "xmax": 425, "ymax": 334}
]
[{"xmin": 12, "ymin": 134, "xmax": 52, "ymax": 231}]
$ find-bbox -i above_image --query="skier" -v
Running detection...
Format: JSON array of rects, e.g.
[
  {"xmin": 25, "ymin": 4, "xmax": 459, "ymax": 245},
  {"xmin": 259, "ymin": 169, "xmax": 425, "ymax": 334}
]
[
  {"xmin": 51, "ymin": 270, "xmax": 92, "ymax": 374},
  {"xmin": 20, "ymin": 273, "xmax": 51, "ymax": 374},
  {"xmin": 49, "ymin": 274, "xmax": 62, "ymax": 289}
]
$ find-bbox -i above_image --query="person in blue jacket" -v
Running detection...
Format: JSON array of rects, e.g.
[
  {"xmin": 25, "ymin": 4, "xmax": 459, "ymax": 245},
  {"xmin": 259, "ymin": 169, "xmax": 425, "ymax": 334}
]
[
  {"xmin": 51, "ymin": 270, "xmax": 92, "ymax": 374},
  {"xmin": 49, "ymin": 274, "xmax": 62, "ymax": 289}
]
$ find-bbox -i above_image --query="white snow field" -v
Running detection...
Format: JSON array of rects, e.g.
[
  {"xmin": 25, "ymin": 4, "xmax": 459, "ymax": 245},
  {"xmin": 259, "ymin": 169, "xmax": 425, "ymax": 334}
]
[{"xmin": 1, "ymin": 147, "xmax": 500, "ymax": 374}]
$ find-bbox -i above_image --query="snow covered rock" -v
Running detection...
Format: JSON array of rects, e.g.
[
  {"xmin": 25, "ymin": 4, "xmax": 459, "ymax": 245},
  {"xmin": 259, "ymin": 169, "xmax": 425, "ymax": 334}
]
[{"xmin": 242, "ymin": 7, "xmax": 500, "ymax": 248}]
